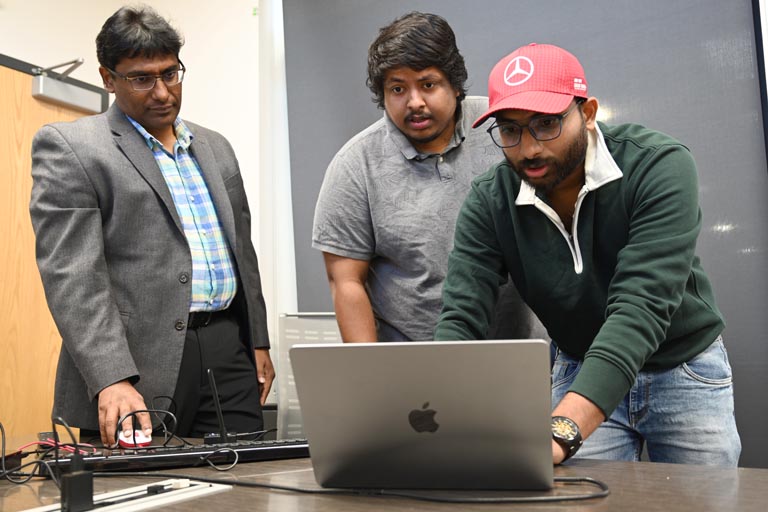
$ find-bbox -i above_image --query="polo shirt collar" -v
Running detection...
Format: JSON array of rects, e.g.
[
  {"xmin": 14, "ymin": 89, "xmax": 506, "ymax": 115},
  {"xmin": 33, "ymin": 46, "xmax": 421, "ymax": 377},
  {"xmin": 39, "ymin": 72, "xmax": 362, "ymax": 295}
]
[{"xmin": 385, "ymin": 102, "xmax": 467, "ymax": 161}]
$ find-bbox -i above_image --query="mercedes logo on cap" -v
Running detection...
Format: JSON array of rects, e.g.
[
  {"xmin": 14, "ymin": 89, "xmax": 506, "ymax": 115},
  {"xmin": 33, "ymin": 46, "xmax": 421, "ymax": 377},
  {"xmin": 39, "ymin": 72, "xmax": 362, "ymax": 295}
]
[{"xmin": 504, "ymin": 56, "xmax": 534, "ymax": 86}]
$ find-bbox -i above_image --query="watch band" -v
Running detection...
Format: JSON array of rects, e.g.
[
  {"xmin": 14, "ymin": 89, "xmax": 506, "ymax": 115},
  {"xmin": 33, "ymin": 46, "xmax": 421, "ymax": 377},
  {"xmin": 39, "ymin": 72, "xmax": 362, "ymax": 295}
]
[{"xmin": 551, "ymin": 416, "xmax": 583, "ymax": 462}]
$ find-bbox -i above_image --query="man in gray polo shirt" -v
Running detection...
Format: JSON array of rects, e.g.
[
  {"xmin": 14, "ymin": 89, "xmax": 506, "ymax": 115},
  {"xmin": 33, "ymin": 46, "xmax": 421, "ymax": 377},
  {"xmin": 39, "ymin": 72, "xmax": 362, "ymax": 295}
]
[{"xmin": 312, "ymin": 12, "xmax": 543, "ymax": 342}]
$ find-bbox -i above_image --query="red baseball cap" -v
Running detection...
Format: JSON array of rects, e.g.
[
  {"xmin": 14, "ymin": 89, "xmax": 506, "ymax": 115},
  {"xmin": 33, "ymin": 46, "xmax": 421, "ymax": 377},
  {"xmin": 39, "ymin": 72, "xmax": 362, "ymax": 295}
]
[{"xmin": 473, "ymin": 43, "xmax": 588, "ymax": 128}]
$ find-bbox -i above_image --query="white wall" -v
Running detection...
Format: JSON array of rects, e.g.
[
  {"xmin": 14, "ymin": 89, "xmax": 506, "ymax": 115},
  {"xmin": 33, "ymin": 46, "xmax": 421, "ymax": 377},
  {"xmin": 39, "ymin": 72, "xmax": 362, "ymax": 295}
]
[
  {"xmin": 762, "ymin": 0, "xmax": 768, "ymax": 79},
  {"xmin": 0, "ymin": 1, "xmax": 126, "ymax": 82},
  {"xmin": 0, "ymin": 0, "xmax": 297, "ymax": 380},
  {"xmin": 257, "ymin": 0, "xmax": 298, "ymax": 328}
]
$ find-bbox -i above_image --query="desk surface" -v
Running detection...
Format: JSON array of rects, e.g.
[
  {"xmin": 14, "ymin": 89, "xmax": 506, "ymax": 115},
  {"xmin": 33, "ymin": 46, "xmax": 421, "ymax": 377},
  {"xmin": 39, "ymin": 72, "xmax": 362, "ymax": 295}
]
[{"xmin": 2, "ymin": 457, "xmax": 767, "ymax": 512}]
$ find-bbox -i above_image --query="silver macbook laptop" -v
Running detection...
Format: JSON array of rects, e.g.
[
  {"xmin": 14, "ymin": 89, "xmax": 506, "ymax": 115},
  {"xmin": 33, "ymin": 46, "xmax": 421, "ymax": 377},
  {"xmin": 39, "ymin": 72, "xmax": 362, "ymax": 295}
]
[{"xmin": 290, "ymin": 339, "xmax": 553, "ymax": 490}]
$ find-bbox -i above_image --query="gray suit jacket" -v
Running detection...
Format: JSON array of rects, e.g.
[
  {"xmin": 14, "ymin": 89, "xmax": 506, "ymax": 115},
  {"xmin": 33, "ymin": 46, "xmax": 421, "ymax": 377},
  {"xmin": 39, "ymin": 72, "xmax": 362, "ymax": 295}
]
[{"xmin": 30, "ymin": 103, "xmax": 270, "ymax": 429}]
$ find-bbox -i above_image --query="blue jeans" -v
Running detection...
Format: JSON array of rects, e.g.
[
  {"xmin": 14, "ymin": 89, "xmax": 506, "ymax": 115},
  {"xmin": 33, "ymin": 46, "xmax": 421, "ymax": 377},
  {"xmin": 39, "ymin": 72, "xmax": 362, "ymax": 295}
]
[{"xmin": 551, "ymin": 336, "xmax": 741, "ymax": 466}]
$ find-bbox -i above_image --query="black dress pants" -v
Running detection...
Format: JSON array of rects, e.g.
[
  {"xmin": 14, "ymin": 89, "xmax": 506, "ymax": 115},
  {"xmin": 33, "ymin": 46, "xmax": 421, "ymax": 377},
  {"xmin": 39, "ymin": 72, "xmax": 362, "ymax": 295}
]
[{"xmin": 171, "ymin": 308, "xmax": 264, "ymax": 437}]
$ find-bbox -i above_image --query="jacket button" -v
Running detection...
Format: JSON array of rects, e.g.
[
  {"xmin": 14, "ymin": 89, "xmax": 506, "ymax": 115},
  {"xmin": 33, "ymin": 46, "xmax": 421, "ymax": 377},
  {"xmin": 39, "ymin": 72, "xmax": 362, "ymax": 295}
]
[
  {"xmin": 179, "ymin": 273, "xmax": 189, "ymax": 284},
  {"xmin": 175, "ymin": 320, "xmax": 185, "ymax": 331}
]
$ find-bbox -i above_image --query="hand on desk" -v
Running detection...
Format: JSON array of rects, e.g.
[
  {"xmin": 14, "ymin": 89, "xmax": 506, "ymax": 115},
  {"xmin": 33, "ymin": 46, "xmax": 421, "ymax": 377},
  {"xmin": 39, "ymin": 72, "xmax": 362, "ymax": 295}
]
[{"xmin": 98, "ymin": 379, "xmax": 151, "ymax": 447}]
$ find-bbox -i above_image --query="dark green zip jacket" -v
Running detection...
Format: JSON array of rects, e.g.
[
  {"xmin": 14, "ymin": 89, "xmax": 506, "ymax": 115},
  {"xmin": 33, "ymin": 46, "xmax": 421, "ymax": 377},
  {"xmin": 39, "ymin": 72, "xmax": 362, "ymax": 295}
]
[{"xmin": 435, "ymin": 122, "xmax": 724, "ymax": 416}]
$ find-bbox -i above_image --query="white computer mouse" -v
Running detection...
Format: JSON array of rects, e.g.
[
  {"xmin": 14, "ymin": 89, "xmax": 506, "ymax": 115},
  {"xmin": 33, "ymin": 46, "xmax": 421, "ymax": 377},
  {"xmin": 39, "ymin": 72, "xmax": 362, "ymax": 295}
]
[{"xmin": 118, "ymin": 430, "xmax": 152, "ymax": 448}]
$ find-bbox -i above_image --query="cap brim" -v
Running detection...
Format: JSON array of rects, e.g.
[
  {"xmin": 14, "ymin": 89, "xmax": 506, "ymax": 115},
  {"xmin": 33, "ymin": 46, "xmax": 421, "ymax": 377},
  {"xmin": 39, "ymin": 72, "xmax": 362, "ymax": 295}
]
[{"xmin": 472, "ymin": 91, "xmax": 577, "ymax": 128}]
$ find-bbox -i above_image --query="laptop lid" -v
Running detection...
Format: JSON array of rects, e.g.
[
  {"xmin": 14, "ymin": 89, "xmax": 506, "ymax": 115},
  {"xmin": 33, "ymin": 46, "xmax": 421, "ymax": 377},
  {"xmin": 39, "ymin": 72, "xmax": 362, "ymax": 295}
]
[{"xmin": 290, "ymin": 339, "xmax": 553, "ymax": 490}]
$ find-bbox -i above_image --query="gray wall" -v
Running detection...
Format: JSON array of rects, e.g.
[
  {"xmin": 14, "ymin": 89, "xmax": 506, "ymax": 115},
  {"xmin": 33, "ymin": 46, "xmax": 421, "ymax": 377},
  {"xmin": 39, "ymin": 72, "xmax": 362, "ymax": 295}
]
[{"xmin": 284, "ymin": 0, "xmax": 768, "ymax": 467}]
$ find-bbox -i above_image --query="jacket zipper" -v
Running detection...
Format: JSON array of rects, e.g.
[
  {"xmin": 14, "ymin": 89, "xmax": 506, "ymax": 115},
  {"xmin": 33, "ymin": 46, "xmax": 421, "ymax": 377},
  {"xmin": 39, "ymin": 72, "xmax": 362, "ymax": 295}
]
[{"xmin": 534, "ymin": 189, "xmax": 588, "ymax": 274}]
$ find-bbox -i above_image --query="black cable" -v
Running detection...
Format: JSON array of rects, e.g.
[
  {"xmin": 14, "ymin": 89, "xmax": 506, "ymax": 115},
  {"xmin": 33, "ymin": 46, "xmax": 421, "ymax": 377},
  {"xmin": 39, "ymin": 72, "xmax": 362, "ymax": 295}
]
[
  {"xmin": 0, "ymin": 420, "xmax": 7, "ymax": 478},
  {"xmin": 94, "ymin": 471, "xmax": 357, "ymax": 495},
  {"xmin": 200, "ymin": 448, "xmax": 239, "ymax": 471},
  {"xmin": 0, "ymin": 421, "xmax": 61, "ymax": 487},
  {"xmin": 1, "ymin": 458, "xmax": 61, "ymax": 487},
  {"xmin": 114, "ymin": 409, "xmax": 178, "ymax": 448},
  {"xmin": 148, "ymin": 399, "xmax": 185, "ymax": 448},
  {"xmin": 93, "ymin": 471, "xmax": 609, "ymax": 503},
  {"xmin": 161, "ymin": 432, "xmax": 195, "ymax": 447},
  {"xmin": 254, "ymin": 428, "xmax": 278, "ymax": 440},
  {"xmin": 150, "ymin": 395, "xmax": 178, "ymax": 418},
  {"xmin": 51, "ymin": 417, "xmax": 79, "ymax": 447},
  {"xmin": 0, "ymin": 420, "xmax": 23, "ymax": 483},
  {"xmin": 50, "ymin": 416, "xmax": 80, "ymax": 488},
  {"xmin": 380, "ymin": 477, "xmax": 610, "ymax": 503}
]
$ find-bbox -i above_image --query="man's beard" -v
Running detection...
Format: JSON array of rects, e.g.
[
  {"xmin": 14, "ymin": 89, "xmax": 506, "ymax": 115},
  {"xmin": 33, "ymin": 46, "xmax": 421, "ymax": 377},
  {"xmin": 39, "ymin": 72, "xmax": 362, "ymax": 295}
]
[{"xmin": 508, "ymin": 123, "xmax": 588, "ymax": 195}]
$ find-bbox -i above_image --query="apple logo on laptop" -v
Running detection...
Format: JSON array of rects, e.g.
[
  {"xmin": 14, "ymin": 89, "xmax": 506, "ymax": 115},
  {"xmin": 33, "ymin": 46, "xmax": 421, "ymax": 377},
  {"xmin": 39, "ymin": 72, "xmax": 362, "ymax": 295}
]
[{"xmin": 408, "ymin": 402, "xmax": 439, "ymax": 433}]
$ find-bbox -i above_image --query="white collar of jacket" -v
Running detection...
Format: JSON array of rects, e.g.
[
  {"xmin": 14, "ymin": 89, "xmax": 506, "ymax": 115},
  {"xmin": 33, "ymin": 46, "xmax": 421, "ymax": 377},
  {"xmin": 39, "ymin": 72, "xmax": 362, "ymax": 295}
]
[{"xmin": 515, "ymin": 122, "xmax": 624, "ymax": 206}]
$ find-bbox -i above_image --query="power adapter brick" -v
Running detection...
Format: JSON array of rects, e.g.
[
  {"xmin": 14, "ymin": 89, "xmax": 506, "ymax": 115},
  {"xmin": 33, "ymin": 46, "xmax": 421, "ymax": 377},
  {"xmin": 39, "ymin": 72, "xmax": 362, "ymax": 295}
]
[{"xmin": 60, "ymin": 453, "xmax": 94, "ymax": 512}]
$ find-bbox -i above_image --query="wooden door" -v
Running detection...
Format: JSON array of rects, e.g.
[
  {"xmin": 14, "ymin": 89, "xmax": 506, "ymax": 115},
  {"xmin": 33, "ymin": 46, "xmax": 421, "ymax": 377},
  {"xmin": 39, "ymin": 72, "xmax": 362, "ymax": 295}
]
[{"xmin": 0, "ymin": 61, "xmax": 97, "ymax": 440}]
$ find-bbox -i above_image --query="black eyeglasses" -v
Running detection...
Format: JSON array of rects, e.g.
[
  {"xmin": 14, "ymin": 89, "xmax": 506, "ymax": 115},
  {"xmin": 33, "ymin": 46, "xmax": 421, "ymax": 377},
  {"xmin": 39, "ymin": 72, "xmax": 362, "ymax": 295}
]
[
  {"xmin": 487, "ymin": 101, "xmax": 582, "ymax": 148},
  {"xmin": 108, "ymin": 61, "xmax": 186, "ymax": 91}
]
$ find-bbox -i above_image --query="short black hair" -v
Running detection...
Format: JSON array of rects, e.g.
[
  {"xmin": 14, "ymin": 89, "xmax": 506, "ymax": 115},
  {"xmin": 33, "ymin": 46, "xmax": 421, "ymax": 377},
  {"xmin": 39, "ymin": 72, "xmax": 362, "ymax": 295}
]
[
  {"xmin": 367, "ymin": 11, "xmax": 468, "ymax": 109},
  {"xmin": 96, "ymin": 5, "xmax": 183, "ymax": 70}
]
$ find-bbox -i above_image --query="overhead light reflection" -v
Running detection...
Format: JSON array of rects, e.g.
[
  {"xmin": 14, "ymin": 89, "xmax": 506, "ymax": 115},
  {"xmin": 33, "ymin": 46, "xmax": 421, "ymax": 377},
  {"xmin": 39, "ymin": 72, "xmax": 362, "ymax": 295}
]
[{"xmin": 711, "ymin": 223, "xmax": 736, "ymax": 233}]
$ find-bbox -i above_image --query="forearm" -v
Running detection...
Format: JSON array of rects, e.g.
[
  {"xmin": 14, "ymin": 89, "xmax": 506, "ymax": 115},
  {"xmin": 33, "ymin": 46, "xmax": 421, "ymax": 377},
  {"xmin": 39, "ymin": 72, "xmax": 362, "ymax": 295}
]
[
  {"xmin": 571, "ymin": 145, "xmax": 703, "ymax": 414},
  {"xmin": 552, "ymin": 391, "xmax": 605, "ymax": 439},
  {"xmin": 551, "ymin": 391, "xmax": 605, "ymax": 464},
  {"xmin": 435, "ymin": 189, "xmax": 507, "ymax": 341},
  {"xmin": 331, "ymin": 281, "xmax": 377, "ymax": 342},
  {"xmin": 435, "ymin": 252, "xmax": 502, "ymax": 341}
]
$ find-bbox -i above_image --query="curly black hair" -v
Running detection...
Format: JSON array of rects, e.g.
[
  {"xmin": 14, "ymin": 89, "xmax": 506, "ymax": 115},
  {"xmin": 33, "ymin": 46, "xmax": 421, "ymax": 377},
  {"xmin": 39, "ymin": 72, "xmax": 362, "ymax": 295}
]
[{"xmin": 366, "ymin": 12, "xmax": 468, "ymax": 109}]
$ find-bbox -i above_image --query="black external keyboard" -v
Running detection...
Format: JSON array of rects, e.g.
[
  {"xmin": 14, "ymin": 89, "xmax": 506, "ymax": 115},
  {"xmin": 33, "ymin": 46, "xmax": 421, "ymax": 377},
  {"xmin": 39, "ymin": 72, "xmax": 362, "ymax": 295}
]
[{"xmin": 39, "ymin": 438, "xmax": 309, "ymax": 472}]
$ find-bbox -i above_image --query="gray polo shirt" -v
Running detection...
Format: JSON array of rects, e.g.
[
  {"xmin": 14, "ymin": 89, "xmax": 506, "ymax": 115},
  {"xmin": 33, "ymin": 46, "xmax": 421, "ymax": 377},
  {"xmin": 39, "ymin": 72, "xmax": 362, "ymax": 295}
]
[{"xmin": 312, "ymin": 96, "xmax": 505, "ymax": 341}]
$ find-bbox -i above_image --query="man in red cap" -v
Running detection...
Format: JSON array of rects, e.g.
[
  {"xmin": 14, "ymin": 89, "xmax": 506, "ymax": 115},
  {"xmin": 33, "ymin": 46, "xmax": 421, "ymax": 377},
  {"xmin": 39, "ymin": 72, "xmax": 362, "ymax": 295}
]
[{"xmin": 435, "ymin": 44, "xmax": 741, "ymax": 466}]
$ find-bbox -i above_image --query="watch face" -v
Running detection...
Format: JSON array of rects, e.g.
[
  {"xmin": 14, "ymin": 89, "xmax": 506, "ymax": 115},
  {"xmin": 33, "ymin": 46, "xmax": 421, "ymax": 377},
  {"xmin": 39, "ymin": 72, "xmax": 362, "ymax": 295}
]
[{"xmin": 552, "ymin": 418, "xmax": 578, "ymax": 441}]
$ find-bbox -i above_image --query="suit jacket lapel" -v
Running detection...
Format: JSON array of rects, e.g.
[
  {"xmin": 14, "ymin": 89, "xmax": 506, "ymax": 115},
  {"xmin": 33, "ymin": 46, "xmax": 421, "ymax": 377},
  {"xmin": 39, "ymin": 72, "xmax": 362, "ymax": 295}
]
[
  {"xmin": 189, "ymin": 136, "xmax": 237, "ymax": 251},
  {"xmin": 107, "ymin": 104, "xmax": 185, "ymax": 235}
]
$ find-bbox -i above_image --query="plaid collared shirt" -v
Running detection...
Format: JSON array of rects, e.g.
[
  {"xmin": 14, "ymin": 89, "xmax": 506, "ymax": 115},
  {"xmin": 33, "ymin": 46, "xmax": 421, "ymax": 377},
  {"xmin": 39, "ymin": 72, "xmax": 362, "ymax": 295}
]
[{"xmin": 127, "ymin": 116, "xmax": 237, "ymax": 312}]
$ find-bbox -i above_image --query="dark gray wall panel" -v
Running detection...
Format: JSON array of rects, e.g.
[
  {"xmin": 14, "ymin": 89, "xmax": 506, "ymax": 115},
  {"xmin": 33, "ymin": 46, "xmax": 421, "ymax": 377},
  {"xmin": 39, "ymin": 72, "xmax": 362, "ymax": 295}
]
[{"xmin": 284, "ymin": 0, "xmax": 768, "ymax": 467}]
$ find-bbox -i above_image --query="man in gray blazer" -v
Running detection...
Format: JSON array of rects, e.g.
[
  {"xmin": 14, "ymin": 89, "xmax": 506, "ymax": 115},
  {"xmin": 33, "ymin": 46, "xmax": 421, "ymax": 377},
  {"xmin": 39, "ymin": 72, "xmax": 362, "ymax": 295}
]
[{"xmin": 30, "ymin": 6, "xmax": 273, "ymax": 447}]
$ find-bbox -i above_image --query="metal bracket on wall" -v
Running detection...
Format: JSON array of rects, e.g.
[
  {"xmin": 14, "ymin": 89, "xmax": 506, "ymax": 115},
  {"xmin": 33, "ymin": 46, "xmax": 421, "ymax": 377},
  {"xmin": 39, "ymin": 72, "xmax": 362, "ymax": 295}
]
[{"xmin": 31, "ymin": 57, "xmax": 102, "ymax": 114}]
